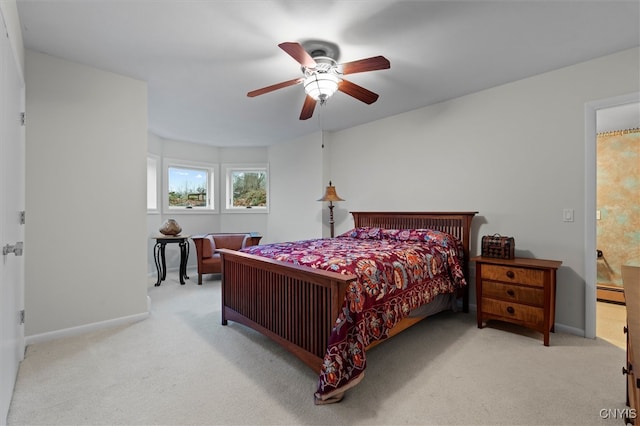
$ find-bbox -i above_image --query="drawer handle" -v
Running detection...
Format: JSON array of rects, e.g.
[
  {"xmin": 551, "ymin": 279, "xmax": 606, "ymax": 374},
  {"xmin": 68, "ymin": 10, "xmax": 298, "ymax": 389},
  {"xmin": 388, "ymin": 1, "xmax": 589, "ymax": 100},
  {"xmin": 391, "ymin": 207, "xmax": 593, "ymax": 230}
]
[
  {"xmin": 506, "ymin": 306, "xmax": 515, "ymax": 314},
  {"xmin": 506, "ymin": 270, "xmax": 515, "ymax": 279},
  {"xmin": 506, "ymin": 289, "xmax": 515, "ymax": 297}
]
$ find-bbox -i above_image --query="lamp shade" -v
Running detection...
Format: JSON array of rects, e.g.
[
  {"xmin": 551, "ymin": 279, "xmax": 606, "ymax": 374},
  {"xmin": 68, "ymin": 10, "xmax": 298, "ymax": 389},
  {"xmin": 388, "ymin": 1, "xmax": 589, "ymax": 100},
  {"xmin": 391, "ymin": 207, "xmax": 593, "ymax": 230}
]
[
  {"xmin": 318, "ymin": 181, "xmax": 345, "ymax": 202},
  {"xmin": 304, "ymin": 73, "xmax": 340, "ymax": 102}
]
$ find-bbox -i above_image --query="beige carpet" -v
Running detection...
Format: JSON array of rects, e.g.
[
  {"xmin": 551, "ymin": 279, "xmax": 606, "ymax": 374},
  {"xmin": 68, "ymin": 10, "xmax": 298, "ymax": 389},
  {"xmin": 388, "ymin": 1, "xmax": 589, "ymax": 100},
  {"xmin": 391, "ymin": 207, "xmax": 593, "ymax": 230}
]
[{"xmin": 8, "ymin": 272, "xmax": 628, "ymax": 425}]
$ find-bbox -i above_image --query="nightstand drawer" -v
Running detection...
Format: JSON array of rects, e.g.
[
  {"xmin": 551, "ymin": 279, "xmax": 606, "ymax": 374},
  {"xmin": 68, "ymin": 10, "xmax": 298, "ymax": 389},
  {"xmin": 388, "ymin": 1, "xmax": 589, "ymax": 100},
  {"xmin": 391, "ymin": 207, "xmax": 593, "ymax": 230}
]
[
  {"xmin": 481, "ymin": 298, "xmax": 544, "ymax": 327},
  {"xmin": 481, "ymin": 264, "xmax": 544, "ymax": 287},
  {"xmin": 482, "ymin": 281, "xmax": 544, "ymax": 306}
]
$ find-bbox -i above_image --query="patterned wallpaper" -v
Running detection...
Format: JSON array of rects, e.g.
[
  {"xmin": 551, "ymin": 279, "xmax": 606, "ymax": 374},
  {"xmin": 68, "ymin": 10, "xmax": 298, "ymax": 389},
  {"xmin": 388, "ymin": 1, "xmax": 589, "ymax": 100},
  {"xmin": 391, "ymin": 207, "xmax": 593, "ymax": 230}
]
[{"xmin": 597, "ymin": 128, "xmax": 640, "ymax": 287}]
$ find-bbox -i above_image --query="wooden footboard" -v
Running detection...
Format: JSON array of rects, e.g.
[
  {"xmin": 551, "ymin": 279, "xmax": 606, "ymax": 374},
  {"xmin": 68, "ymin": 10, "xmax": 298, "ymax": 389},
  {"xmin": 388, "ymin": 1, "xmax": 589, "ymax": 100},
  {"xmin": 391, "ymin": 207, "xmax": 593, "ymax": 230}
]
[
  {"xmin": 219, "ymin": 248, "xmax": 357, "ymax": 372},
  {"xmin": 219, "ymin": 211, "xmax": 477, "ymax": 373}
]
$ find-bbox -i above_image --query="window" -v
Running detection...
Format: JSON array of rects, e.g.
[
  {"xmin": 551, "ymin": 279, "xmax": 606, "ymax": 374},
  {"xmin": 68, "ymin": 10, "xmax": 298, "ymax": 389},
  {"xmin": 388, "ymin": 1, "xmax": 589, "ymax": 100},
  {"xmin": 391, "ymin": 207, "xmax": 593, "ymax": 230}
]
[
  {"xmin": 222, "ymin": 164, "xmax": 269, "ymax": 213},
  {"xmin": 147, "ymin": 155, "xmax": 159, "ymax": 213},
  {"xmin": 163, "ymin": 158, "xmax": 217, "ymax": 213}
]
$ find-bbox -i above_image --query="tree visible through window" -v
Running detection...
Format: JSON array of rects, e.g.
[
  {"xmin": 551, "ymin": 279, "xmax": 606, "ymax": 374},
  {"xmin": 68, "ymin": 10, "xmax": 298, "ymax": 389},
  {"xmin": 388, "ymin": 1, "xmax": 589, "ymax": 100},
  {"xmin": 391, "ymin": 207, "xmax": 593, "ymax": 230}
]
[
  {"xmin": 231, "ymin": 170, "xmax": 266, "ymax": 207},
  {"xmin": 168, "ymin": 166, "xmax": 210, "ymax": 208}
]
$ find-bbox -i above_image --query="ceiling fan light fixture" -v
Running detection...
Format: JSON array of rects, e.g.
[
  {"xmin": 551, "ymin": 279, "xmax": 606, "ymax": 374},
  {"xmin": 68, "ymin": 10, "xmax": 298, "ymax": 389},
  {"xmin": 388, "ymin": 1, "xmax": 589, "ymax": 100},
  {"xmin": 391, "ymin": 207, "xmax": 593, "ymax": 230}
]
[
  {"xmin": 249, "ymin": 41, "xmax": 389, "ymax": 120},
  {"xmin": 303, "ymin": 73, "xmax": 339, "ymax": 102}
]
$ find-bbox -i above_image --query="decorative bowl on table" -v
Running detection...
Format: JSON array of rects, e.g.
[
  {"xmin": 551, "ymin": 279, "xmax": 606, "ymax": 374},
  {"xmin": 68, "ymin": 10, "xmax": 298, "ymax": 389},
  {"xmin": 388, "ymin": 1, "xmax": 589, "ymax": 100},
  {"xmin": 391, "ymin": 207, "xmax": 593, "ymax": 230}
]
[{"xmin": 159, "ymin": 219, "xmax": 182, "ymax": 236}]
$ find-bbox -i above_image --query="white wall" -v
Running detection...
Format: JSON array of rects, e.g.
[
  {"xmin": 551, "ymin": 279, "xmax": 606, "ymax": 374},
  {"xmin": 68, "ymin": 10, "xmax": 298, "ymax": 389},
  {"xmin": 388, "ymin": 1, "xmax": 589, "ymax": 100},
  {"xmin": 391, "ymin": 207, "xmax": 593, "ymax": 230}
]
[
  {"xmin": 25, "ymin": 51, "xmax": 149, "ymax": 337},
  {"xmin": 267, "ymin": 131, "xmax": 325, "ymax": 243},
  {"xmin": 326, "ymin": 47, "xmax": 640, "ymax": 334}
]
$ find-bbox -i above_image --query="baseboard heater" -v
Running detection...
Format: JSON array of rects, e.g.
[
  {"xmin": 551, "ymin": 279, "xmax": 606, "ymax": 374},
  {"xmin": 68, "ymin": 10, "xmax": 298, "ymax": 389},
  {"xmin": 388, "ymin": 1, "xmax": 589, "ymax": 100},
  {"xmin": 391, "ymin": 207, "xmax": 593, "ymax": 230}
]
[{"xmin": 597, "ymin": 283, "xmax": 625, "ymax": 305}]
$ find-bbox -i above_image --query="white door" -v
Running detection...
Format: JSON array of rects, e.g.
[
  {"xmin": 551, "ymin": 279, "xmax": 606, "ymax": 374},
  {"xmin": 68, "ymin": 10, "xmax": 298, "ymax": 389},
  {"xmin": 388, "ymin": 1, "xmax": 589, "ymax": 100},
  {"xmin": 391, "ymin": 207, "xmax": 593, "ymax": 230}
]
[{"xmin": 0, "ymin": 15, "xmax": 26, "ymax": 424}]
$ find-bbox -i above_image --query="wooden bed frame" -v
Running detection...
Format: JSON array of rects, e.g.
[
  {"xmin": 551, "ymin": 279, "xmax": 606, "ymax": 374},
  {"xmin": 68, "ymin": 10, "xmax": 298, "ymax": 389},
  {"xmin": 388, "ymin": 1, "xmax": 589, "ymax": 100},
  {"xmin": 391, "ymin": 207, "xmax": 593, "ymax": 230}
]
[{"xmin": 218, "ymin": 211, "xmax": 477, "ymax": 373}]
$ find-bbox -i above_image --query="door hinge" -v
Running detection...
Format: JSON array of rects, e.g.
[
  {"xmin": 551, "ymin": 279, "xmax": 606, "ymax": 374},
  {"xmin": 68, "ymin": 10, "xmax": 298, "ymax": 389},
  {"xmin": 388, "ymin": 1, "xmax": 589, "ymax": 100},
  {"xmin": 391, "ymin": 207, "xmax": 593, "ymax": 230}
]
[
  {"xmin": 20, "ymin": 112, "xmax": 25, "ymax": 126},
  {"xmin": 19, "ymin": 210, "xmax": 25, "ymax": 225},
  {"xmin": 20, "ymin": 310, "xmax": 25, "ymax": 325}
]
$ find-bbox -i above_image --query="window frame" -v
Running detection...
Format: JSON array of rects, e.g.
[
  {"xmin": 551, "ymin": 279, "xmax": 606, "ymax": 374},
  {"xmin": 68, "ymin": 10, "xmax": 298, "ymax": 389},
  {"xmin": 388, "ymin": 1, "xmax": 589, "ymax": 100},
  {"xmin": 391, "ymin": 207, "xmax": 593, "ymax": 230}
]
[
  {"xmin": 162, "ymin": 157, "xmax": 218, "ymax": 214},
  {"xmin": 147, "ymin": 154, "xmax": 160, "ymax": 214},
  {"xmin": 222, "ymin": 163, "xmax": 269, "ymax": 214}
]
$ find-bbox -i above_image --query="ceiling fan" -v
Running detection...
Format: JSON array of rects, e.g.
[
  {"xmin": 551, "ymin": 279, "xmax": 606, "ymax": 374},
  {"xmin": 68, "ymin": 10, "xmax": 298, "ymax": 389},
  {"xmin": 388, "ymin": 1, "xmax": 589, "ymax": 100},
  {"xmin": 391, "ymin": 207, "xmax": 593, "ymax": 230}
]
[{"xmin": 247, "ymin": 41, "xmax": 390, "ymax": 120}]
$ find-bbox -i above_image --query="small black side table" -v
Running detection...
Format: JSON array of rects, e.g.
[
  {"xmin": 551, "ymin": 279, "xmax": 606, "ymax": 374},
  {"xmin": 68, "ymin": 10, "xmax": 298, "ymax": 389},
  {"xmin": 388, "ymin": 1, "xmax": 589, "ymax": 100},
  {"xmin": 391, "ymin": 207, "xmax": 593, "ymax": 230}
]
[{"xmin": 153, "ymin": 235, "xmax": 190, "ymax": 286}]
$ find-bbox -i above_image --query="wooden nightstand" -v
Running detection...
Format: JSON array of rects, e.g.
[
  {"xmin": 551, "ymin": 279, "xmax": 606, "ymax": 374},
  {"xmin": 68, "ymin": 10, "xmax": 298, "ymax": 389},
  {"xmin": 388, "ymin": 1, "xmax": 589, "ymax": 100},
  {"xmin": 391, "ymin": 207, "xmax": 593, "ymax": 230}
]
[{"xmin": 472, "ymin": 256, "xmax": 562, "ymax": 346}]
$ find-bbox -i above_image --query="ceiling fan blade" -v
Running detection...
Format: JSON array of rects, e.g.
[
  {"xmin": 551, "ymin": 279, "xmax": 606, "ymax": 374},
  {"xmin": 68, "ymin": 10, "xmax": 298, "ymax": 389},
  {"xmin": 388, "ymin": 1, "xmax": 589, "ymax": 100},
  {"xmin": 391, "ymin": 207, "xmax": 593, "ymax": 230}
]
[
  {"xmin": 299, "ymin": 95, "xmax": 317, "ymax": 120},
  {"xmin": 338, "ymin": 79, "xmax": 379, "ymax": 104},
  {"xmin": 247, "ymin": 77, "xmax": 303, "ymax": 97},
  {"xmin": 279, "ymin": 42, "xmax": 317, "ymax": 69},
  {"xmin": 341, "ymin": 56, "xmax": 390, "ymax": 75}
]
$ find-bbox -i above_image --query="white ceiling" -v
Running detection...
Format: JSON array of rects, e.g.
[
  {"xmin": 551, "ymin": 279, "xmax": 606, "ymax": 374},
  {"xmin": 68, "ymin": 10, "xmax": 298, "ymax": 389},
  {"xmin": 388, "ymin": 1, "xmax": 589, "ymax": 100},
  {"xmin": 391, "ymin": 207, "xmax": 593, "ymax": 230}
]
[{"xmin": 17, "ymin": 0, "xmax": 640, "ymax": 147}]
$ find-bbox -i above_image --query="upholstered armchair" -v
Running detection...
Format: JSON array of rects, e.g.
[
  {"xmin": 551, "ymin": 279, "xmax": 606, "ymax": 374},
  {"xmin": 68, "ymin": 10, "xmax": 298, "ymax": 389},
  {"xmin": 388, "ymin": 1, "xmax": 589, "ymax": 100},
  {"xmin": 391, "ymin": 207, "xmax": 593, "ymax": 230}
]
[{"xmin": 191, "ymin": 233, "xmax": 262, "ymax": 284}]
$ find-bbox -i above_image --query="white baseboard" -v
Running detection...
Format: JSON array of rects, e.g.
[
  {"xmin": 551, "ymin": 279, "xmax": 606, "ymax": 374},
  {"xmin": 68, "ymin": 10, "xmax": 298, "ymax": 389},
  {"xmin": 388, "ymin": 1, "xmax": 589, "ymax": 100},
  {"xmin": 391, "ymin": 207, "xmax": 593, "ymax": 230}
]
[
  {"xmin": 554, "ymin": 322, "xmax": 586, "ymax": 337},
  {"xmin": 25, "ymin": 298, "xmax": 151, "ymax": 346}
]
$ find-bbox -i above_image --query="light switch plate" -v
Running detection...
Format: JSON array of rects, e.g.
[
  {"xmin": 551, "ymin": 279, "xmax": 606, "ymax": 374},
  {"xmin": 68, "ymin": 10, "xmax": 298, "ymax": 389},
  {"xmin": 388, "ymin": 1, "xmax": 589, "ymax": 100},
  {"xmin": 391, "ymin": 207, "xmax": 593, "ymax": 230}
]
[{"xmin": 563, "ymin": 208, "xmax": 574, "ymax": 222}]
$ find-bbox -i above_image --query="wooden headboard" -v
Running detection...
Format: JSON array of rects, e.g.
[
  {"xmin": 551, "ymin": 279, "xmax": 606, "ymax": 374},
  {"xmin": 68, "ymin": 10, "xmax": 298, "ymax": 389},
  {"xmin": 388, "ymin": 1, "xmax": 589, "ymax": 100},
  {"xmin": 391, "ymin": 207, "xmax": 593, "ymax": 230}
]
[{"xmin": 350, "ymin": 211, "xmax": 477, "ymax": 263}]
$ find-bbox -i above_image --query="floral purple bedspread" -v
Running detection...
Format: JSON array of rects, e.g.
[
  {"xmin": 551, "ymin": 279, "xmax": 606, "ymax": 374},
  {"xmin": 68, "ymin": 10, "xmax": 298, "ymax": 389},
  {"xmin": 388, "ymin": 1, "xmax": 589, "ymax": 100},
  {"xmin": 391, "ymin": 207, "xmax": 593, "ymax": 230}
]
[{"xmin": 241, "ymin": 227, "xmax": 467, "ymax": 402}]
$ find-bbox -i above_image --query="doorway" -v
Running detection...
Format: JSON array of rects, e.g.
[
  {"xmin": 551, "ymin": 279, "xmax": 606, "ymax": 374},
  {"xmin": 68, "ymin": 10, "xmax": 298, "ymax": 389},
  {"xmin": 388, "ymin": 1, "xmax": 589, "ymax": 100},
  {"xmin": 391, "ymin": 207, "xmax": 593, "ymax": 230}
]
[{"xmin": 586, "ymin": 94, "xmax": 640, "ymax": 345}]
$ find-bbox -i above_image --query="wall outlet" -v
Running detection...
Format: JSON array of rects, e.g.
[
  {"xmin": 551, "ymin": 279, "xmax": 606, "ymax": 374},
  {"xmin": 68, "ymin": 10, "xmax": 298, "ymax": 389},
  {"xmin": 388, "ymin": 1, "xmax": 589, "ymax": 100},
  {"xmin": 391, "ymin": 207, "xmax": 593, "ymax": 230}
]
[{"xmin": 596, "ymin": 210, "xmax": 601, "ymax": 220}]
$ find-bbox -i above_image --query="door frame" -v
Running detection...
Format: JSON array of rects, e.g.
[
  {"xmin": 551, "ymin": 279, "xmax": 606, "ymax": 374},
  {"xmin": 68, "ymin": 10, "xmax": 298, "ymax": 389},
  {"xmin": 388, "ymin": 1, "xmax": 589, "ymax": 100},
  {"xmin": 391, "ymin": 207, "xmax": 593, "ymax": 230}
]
[{"xmin": 584, "ymin": 91, "xmax": 640, "ymax": 339}]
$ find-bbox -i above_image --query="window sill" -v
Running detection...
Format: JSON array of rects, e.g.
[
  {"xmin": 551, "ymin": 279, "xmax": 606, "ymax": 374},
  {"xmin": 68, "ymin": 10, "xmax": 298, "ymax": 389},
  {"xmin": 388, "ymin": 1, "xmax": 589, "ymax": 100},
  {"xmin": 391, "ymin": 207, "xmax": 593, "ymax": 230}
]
[{"xmin": 162, "ymin": 209, "xmax": 218, "ymax": 215}]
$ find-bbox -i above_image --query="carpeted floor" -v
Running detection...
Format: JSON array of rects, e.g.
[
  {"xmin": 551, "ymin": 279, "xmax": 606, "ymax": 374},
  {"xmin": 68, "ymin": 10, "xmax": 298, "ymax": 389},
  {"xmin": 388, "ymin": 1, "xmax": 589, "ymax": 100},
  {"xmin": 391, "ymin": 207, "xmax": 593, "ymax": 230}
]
[{"xmin": 7, "ymin": 271, "xmax": 628, "ymax": 425}]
